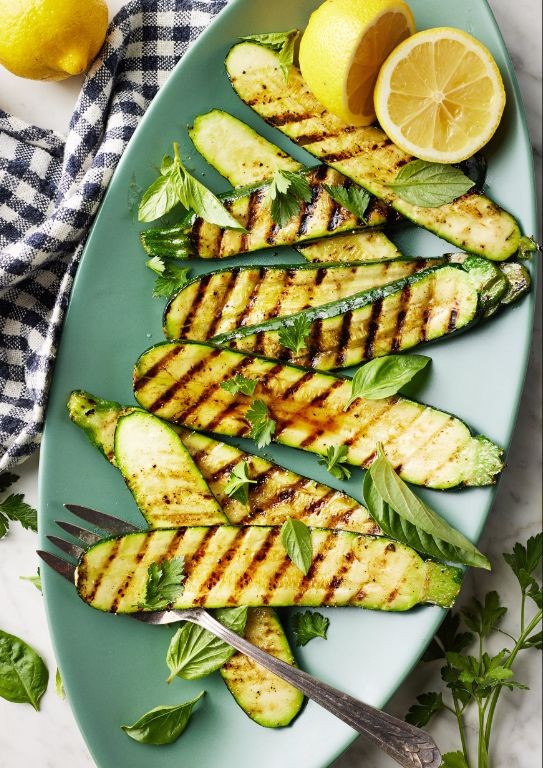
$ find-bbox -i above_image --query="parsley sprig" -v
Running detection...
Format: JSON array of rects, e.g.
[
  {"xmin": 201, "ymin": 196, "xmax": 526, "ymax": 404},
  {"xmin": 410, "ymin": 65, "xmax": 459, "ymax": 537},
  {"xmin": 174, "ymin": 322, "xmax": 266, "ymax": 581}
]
[
  {"xmin": 317, "ymin": 445, "xmax": 351, "ymax": 481},
  {"xmin": 143, "ymin": 557, "xmax": 186, "ymax": 611},
  {"xmin": 323, "ymin": 184, "xmax": 371, "ymax": 222},
  {"xmin": 0, "ymin": 472, "xmax": 37, "ymax": 539},
  {"xmin": 407, "ymin": 535, "xmax": 542, "ymax": 768},
  {"xmin": 223, "ymin": 461, "xmax": 257, "ymax": 506},
  {"xmin": 278, "ymin": 314, "xmax": 311, "ymax": 355},
  {"xmin": 268, "ymin": 169, "xmax": 312, "ymax": 227},
  {"xmin": 246, "ymin": 400, "xmax": 276, "ymax": 448},
  {"xmin": 146, "ymin": 256, "xmax": 190, "ymax": 298}
]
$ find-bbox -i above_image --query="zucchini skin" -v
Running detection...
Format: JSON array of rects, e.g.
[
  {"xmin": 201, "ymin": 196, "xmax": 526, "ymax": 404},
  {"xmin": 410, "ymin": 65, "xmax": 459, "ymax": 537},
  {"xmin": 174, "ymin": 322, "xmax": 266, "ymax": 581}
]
[
  {"xmin": 132, "ymin": 341, "xmax": 504, "ymax": 489},
  {"xmin": 225, "ymin": 42, "xmax": 522, "ymax": 261},
  {"xmin": 75, "ymin": 525, "xmax": 462, "ymax": 613}
]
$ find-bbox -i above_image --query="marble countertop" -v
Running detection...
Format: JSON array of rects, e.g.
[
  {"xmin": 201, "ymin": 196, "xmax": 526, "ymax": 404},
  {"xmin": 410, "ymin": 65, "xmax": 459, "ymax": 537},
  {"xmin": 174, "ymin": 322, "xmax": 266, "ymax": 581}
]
[{"xmin": 0, "ymin": 0, "xmax": 541, "ymax": 766}]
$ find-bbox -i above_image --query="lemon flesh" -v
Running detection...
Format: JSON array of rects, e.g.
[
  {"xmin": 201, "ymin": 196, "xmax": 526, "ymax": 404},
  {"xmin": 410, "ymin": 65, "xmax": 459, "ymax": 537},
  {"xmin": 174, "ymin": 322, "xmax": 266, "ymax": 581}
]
[
  {"xmin": 0, "ymin": 0, "xmax": 108, "ymax": 81},
  {"xmin": 299, "ymin": 0, "xmax": 415, "ymax": 126},
  {"xmin": 374, "ymin": 26, "xmax": 506, "ymax": 163}
]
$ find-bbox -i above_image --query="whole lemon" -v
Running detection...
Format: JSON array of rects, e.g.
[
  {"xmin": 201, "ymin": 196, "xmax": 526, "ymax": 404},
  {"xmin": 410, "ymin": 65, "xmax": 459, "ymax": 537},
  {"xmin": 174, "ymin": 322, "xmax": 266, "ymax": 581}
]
[{"xmin": 0, "ymin": 0, "xmax": 108, "ymax": 81}]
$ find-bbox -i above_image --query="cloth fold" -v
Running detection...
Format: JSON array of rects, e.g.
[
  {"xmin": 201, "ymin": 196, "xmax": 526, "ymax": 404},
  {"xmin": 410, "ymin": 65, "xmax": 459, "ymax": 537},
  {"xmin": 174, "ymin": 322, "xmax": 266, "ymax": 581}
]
[{"xmin": 0, "ymin": 0, "xmax": 227, "ymax": 470}]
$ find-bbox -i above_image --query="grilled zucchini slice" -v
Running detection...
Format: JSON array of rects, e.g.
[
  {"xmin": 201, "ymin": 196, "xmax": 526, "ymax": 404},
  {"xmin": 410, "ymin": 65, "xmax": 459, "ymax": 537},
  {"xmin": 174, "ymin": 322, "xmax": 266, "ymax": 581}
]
[
  {"xmin": 220, "ymin": 607, "xmax": 304, "ymax": 727},
  {"xmin": 67, "ymin": 391, "xmax": 378, "ymax": 534},
  {"xmin": 226, "ymin": 43, "xmax": 522, "ymax": 261},
  {"xmin": 75, "ymin": 525, "xmax": 462, "ymax": 612},
  {"xmin": 163, "ymin": 258, "xmax": 443, "ymax": 341},
  {"xmin": 133, "ymin": 341, "xmax": 504, "ymax": 489},
  {"xmin": 189, "ymin": 109, "xmax": 401, "ymax": 264}
]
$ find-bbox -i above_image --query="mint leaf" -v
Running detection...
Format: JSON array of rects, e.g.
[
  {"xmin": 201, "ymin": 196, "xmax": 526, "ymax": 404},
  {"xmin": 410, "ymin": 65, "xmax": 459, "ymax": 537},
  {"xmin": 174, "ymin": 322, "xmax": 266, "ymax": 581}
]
[
  {"xmin": 345, "ymin": 354, "xmax": 430, "ymax": 408},
  {"xmin": 0, "ymin": 629, "xmax": 49, "ymax": 710},
  {"xmin": 291, "ymin": 610, "xmax": 329, "ymax": 646},
  {"xmin": 220, "ymin": 374, "xmax": 257, "ymax": 396},
  {"xmin": 281, "ymin": 518, "xmax": 313, "ymax": 575},
  {"xmin": 223, "ymin": 461, "xmax": 257, "ymax": 505},
  {"xmin": 122, "ymin": 692, "xmax": 205, "ymax": 745},
  {"xmin": 246, "ymin": 400, "xmax": 276, "ymax": 448},
  {"xmin": 405, "ymin": 691, "xmax": 444, "ymax": 727},
  {"xmin": 268, "ymin": 169, "xmax": 312, "ymax": 227},
  {"xmin": 241, "ymin": 29, "xmax": 300, "ymax": 80},
  {"xmin": 278, "ymin": 314, "xmax": 311, "ymax": 355},
  {"xmin": 317, "ymin": 444, "xmax": 351, "ymax": 481},
  {"xmin": 323, "ymin": 184, "xmax": 371, "ymax": 221},
  {"xmin": 144, "ymin": 557, "xmax": 185, "ymax": 610},
  {"xmin": 388, "ymin": 160, "xmax": 475, "ymax": 207}
]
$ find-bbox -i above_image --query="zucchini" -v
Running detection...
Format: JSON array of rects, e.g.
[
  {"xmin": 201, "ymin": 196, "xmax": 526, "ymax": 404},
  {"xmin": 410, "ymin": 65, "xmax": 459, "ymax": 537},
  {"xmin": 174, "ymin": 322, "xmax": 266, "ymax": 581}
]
[
  {"xmin": 225, "ymin": 43, "xmax": 522, "ymax": 261},
  {"xmin": 133, "ymin": 341, "xmax": 504, "ymax": 489},
  {"xmin": 220, "ymin": 607, "xmax": 304, "ymax": 727},
  {"xmin": 140, "ymin": 166, "xmax": 397, "ymax": 261},
  {"xmin": 212, "ymin": 264, "xmax": 481, "ymax": 370},
  {"xmin": 163, "ymin": 258, "xmax": 444, "ymax": 342},
  {"xmin": 114, "ymin": 410, "xmax": 227, "ymax": 527},
  {"xmin": 75, "ymin": 525, "xmax": 462, "ymax": 612},
  {"xmin": 68, "ymin": 391, "xmax": 379, "ymax": 534},
  {"xmin": 498, "ymin": 261, "xmax": 531, "ymax": 305},
  {"xmin": 190, "ymin": 109, "xmax": 401, "ymax": 264}
]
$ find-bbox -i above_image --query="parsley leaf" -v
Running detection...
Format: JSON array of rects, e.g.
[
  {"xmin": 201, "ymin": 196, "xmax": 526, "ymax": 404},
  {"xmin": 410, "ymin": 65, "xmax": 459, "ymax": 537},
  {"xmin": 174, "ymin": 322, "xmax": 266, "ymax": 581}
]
[
  {"xmin": 220, "ymin": 374, "xmax": 257, "ymax": 396},
  {"xmin": 0, "ymin": 472, "xmax": 18, "ymax": 493},
  {"xmin": 387, "ymin": 160, "xmax": 475, "ymax": 207},
  {"xmin": 0, "ymin": 491, "xmax": 38, "ymax": 539},
  {"xmin": 268, "ymin": 169, "xmax": 312, "ymax": 227},
  {"xmin": 405, "ymin": 691, "xmax": 444, "ymax": 727},
  {"xmin": 422, "ymin": 612, "xmax": 473, "ymax": 662},
  {"xmin": 345, "ymin": 354, "xmax": 430, "ymax": 408},
  {"xmin": 246, "ymin": 400, "xmax": 276, "ymax": 448},
  {"xmin": 462, "ymin": 591, "xmax": 507, "ymax": 639},
  {"xmin": 291, "ymin": 610, "xmax": 329, "ymax": 646},
  {"xmin": 122, "ymin": 692, "xmax": 205, "ymax": 745},
  {"xmin": 143, "ymin": 557, "xmax": 185, "ymax": 610},
  {"xmin": 277, "ymin": 314, "xmax": 311, "ymax": 355},
  {"xmin": 323, "ymin": 184, "xmax": 371, "ymax": 221},
  {"xmin": 281, "ymin": 518, "xmax": 313, "ymax": 575},
  {"xmin": 146, "ymin": 257, "xmax": 190, "ymax": 299},
  {"xmin": 240, "ymin": 29, "xmax": 301, "ymax": 80},
  {"xmin": 441, "ymin": 752, "xmax": 469, "ymax": 768},
  {"xmin": 223, "ymin": 461, "xmax": 257, "ymax": 505},
  {"xmin": 317, "ymin": 445, "xmax": 351, "ymax": 481}
]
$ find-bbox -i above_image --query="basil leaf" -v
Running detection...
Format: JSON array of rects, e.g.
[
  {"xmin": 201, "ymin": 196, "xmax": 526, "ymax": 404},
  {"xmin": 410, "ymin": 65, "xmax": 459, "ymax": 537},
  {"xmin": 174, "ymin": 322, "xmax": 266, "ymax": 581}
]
[
  {"xmin": 364, "ymin": 448, "xmax": 490, "ymax": 569},
  {"xmin": 346, "ymin": 354, "xmax": 430, "ymax": 407},
  {"xmin": 278, "ymin": 314, "xmax": 311, "ymax": 355},
  {"xmin": 323, "ymin": 184, "xmax": 371, "ymax": 221},
  {"xmin": 281, "ymin": 518, "xmax": 313, "ymax": 575},
  {"xmin": 223, "ymin": 461, "xmax": 257, "ymax": 505},
  {"xmin": 0, "ymin": 629, "xmax": 49, "ymax": 710},
  {"xmin": 291, "ymin": 610, "xmax": 329, "ymax": 646},
  {"xmin": 269, "ymin": 169, "xmax": 312, "ymax": 227},
  {"xmin": 144, "ymin": 556, "xmax": 185, "ymax": 610},
  {"xmin": 241, "ymin": 29, "xmax": 300, "ymax": 80},
  {"xmin": 166, "ymin": 607, "xmax": 248, "ymax": 681},
  {"xmin": 317, "ymin": 445, "xmax": 351, "ymax": 481},
  {"xmin": 138, "ymin": 173, "xmax": 178, "ymax": 222},
  {"xmin": 246, "ymin": 400, "xmax": 276, "ymax": 448},
  {"xmin": 122, "ymin": 691, "xmax": 205, "ymax": 745},
  {"xmin": 388, "ymin": 160, "xmax": 475, "ymax": 207}
]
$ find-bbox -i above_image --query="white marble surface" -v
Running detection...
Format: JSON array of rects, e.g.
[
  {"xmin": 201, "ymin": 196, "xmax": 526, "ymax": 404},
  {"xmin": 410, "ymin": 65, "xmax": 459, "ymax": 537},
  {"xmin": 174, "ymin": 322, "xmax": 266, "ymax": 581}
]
[{"xmin": 0, "ymin": 1, "xmax": 541, "ymax": 766}]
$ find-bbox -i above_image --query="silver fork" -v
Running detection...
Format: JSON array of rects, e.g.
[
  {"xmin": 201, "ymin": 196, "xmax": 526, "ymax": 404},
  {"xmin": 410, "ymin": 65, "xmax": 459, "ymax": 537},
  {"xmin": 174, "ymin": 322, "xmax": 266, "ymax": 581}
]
[{"xmin": 38, "ymin": 503, "xmax": 441, "ymax": 768}]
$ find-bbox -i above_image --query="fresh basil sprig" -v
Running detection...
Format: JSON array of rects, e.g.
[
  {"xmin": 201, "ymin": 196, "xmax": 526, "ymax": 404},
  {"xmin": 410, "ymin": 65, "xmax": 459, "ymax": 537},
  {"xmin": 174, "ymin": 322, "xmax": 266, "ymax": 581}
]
[
  {"xmin": 241, "ymin": 29, "xmax": 300, "ymax": 80},
  {"xmin": 345, "ymin": 354, "xmax": 430, "ymax": 409},
  {"xmin": 278, "ymin": 314, "xmax": 311, "ymax": 355},
  {"xmin": 143, "ymin": 556, "xmax": 186, "ymax": 610},
  {"xmin": 317, "ymin": 444, "xmax": 351, "ymax": 481},
  {"xmin": 246, "ymin": 400, "xmax": 276, "ymax": 448},
  {"xmin": 166, "ymin": 607, "xmax": 248, "ymax": 682},
  {"xmin": 0, "ymin": 629, "xmax": 49, "ymax": 710},
  {"xmin": 281, "ymin": 518, "xmax": 313, "ymax": 575},
  {"xmin": 364, "ymin": 446, "xmax": 490, "ymax": 569},
  {"xmin": 323, "ymin": 184, "xmax": 371, "ymax": 222},
  {"xmin": 268, "ymin": 169, "xmax": 312, "ymax": 227},
  {"xmin": 122, "ymin": 692, "xmax": 205, "ymax": 745},
  {"xmin": 291, "ymin": 610, "xmax": 330, "ymax": 646},
  {"xmin": 224, "ymin": 461, "xmax": 257, "ymax": 505},
  {"xmin": 387, "ymin": 160, "xmax": 475, "ymax": 208},
  {"xmin": 138, "ymin": 142, "xmax": 245, "ymax": 229}
]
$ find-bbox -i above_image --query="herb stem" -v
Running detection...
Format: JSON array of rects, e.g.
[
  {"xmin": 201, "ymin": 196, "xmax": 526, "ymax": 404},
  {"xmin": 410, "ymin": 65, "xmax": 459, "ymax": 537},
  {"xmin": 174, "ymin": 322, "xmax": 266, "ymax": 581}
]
[
  {"xmin": 173, "ymin": 142, "xmax": 181, "ymax": 165},
  {"xmin": 477, "ymin": 701, "xmax": 489, "ymax": 768},
  {"xmin": 451, "ymin": 688, "xmax": 472, "ymax": 768}
]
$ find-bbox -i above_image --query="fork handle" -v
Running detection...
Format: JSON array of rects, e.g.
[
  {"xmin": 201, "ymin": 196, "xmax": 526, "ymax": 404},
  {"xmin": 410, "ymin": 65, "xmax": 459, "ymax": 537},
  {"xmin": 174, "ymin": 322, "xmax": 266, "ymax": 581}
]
[{"xmin": 191, "ymin": 610, "xmax": 441, "ymax": 768}]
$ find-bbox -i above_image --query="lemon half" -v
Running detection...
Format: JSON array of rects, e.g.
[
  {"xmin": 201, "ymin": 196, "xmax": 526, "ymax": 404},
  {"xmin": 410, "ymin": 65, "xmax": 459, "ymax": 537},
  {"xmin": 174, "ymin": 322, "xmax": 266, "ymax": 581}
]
[{"xmin": 374, "ymin": 26, "xmax": 506, "ymax": 163}]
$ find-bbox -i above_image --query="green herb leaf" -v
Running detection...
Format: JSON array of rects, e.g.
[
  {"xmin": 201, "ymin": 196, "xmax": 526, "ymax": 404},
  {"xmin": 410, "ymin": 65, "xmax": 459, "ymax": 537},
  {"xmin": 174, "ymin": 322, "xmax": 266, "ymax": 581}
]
[
  {"xmin": 0, "ymin": 629, "xmax": 49, "ymax": 710},
  {"xmin": 517, "ymin": 235, "xmax": 540, "ymax": 259},
  {"xmin": 0, "ymin": 494, "xmax": 38, "ymax": 537},
  {"xmin": 405, "ymin": 691, "xmax": 444, "ymax": 727},
  {"xmin": 364, "ymin": 447, "xmax": 490, "ymax": 569},
  {"xmin": 241, "ymin": 29, "xmax": 300, "ymax": 80},
  {"xmin": 423, "ymin": 612, "xmax": 473, "ymax": 662},
  {"xmin": 345, "ymin": 354, "xmax": 430, "ymax": 408},
  {"xmin": 268, "ymin": 169, "xmax": 312, "ymax": 227},
  {"xmin": 55, "ymin": 668, "xmax": 65, "ymax": 700},
  {"xmin": 441, "ymin": 752, "xmax": 469, "ymax": 768},
  {"xmin": 144, "ymin": 557, "xmax": 185, "ymax": 610},
  {"xmin": 281, "ymin": 518, "xmax": 313, "ymax": 575},
  {"xmin": 291, "ymin": 610, "xmax": 329, "ymax": 646},
  {"xmin": 122, "ymin": 692, "xmax": 205, "ymax": 745},
  {"xmin": 0, "ymin": 472, "xmax": 18, "ymax": 493},
  {"xmin": 503, "ymin": 534, "xmax": 542, "ymax": 590},
  {"xmin": 462, "ymin": 591, "xmax": 507, "ymax": 638},
  {"xmin": 323, "ymin": 184, "xmax": 371, "ymax": 221},
  {"xmin": 277, "ymin": 314, "xmax": 311, "ymax": 355},
  {"xmin": 20, "ymin": 570, "xmax": 42, "ymax": 593},
  {"xmin": 166, "ymin": 608, "xmax": 248, "ymax": 681},
  {"xmin": 521, "ymin": 631, "xmax": 542, "ymax": 650},
  {"xmin": 220, "ymin": 374, "xmax": 257, "ymax": 396},
  {"xmin": 317, "ymin": 445, "xmax": 352, "ymax": 481},
  {"xmin": 246, "ymin": 400, "xmax": 276, "ymax": 448},
  {"xmin": 138, "ymin": 172, "xmax": 179, "ymax": 222},
  {"xmin": 223, "ymin": 461, "xmax": 257, "ymax": 505},
  {"xmin": 388, "ymin": 160, "xmax": 475, "ymax": 207},
  {"xmin": 152, "ymin": 262, "xmax": 190, "ymax": 299}
]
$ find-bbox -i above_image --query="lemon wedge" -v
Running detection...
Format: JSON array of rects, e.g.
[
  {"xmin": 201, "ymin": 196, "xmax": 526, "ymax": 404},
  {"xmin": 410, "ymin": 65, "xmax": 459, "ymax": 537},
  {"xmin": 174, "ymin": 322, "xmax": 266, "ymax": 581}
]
[
  {"xmin": 299, "ymin": 0, "xmax": 416, "ymax": 127},
  {"xmin": 374, "ymin": 26, "xmax": 506, "ymax": 163}
]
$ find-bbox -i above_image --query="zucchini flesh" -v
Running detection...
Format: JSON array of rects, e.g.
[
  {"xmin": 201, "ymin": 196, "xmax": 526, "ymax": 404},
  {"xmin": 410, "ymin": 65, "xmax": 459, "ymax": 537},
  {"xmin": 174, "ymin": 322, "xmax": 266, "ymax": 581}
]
[
  {"xmin": 75, "ymin": 525, "xmax": 462, "ymax": 612},
  {"xmin": 213, "ymin": 265, "xmax": 480, "ymax": 370},
  {"xmin": 114, "ymin": 410, "xmax": 226, "ymax": 527},
  {"xmin": 68, "ymin": 391, "xmax": 378, "ymax": 535},
  {"xmin": 220, "ymin": 607, "xmax": 304, "ymax": 727},
  {"xmin": 298, "ymin": 231, "xmax": 401, "ymax": 263},
  {"xmin": 163, "ymin": 258, "xmax": 443, "ymax": 342},
  {"xmin": 225, "ymin": 43, "xmax": 522, "ymax": 261},
  {"xmin": 133, "ymin": 341, "xmax": 504, "ymax": 489}
]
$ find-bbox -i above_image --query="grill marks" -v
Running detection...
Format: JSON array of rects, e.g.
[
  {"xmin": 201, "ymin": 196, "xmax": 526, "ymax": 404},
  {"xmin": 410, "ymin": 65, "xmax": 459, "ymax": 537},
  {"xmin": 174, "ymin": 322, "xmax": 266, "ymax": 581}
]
[
  {"xmin": 242, "ymin": 189, "xmax": 263, "ymax": 251},
  {"xmin": 363, "ymin": 298, "xmax": 384, "ymax": 361},
  {"xmin": 145, "ymin": 348, "xmax": 222, "ymax": 415},
  {"xmin": 180, "ymin": 274, "xmax": 212, "ymax": 337},
  {"xmin": 391, "ymin": 285, "xmax": 411, "ymax": 353},
  {"xmin": 335, "ymin": 310, "xmax": 353, "ymax": 366},
  {"xmin": 233, "ymin": 528, "xmax": 280, "ymax": 597}
]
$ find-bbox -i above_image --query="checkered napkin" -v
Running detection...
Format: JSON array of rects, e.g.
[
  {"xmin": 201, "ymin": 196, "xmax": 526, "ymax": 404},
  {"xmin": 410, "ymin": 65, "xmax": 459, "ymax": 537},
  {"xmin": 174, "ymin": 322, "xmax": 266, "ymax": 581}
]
[{"xmin": 0, "ymin": 0, "xmax": 228, "ymax": 470}]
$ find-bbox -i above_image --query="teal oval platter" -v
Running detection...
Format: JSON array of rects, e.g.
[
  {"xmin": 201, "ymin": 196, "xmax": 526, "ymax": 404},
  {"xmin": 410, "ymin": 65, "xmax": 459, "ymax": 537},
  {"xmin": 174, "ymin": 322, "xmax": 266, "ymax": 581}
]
[{"xmin": 39, "ymin": 0, "xmax": 537, "ymax": 766}]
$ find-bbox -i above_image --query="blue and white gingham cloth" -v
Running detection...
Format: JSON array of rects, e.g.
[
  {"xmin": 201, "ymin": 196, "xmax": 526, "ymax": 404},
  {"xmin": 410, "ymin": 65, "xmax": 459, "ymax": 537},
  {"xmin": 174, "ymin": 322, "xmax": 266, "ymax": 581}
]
[{"xmin": 0, "ymin": 0, "xmax": 227, "ymax": 470}]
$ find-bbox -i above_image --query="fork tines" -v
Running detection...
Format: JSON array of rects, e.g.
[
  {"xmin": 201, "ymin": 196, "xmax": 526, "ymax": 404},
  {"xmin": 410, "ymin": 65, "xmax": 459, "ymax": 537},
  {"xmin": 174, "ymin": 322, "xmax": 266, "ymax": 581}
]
[{"xmin": 64, "ymin": 503, "xmax": 141, "ymax": 534}]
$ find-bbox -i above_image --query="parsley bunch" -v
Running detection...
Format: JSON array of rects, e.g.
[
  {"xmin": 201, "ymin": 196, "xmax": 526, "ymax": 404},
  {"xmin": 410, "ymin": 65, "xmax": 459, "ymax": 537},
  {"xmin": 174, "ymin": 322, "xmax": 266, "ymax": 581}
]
[{"xmin": 0, "ymin": 472, "xmax": 37, "ymax": 539}]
